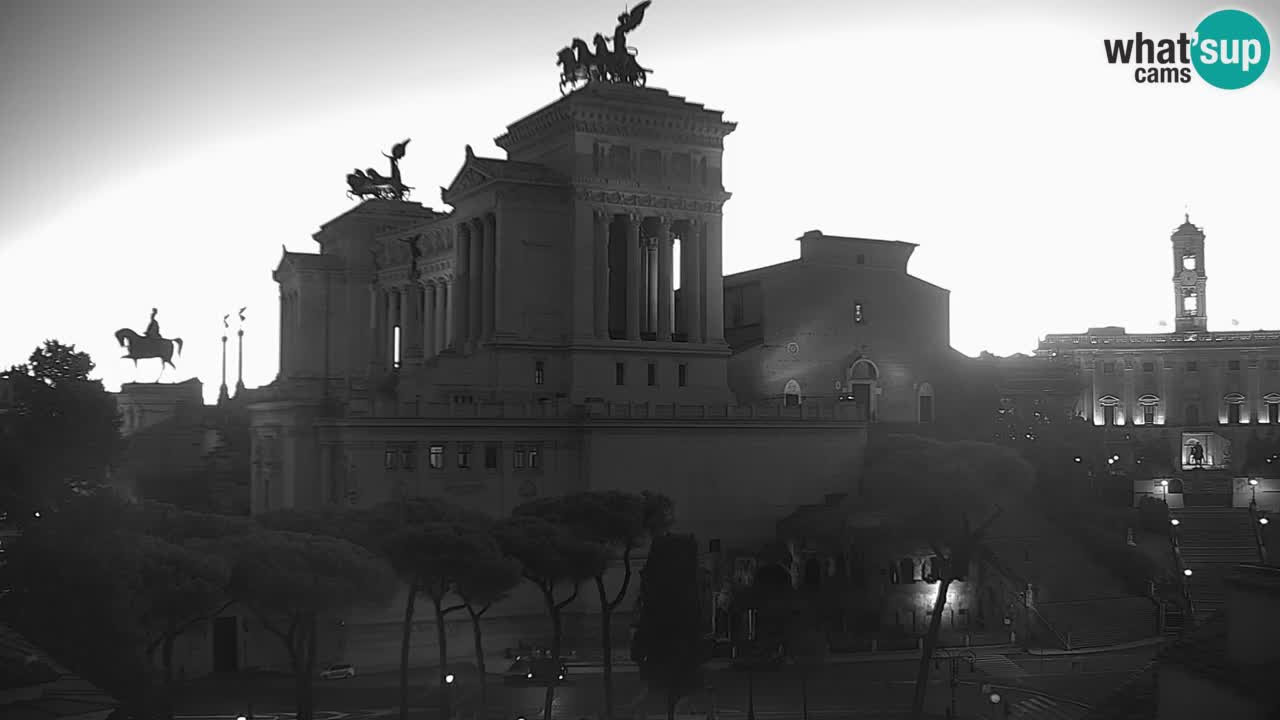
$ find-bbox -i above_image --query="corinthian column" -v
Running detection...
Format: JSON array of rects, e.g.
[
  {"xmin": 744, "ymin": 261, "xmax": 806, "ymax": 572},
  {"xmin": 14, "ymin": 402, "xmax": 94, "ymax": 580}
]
[
  {"xmin": 625, "ymin": 214, "xmax": 642, "ymax": 341},
  {"xmin": 423, "ymin": 281, "xmax": 437, "ymax": 358},
  {"xmin": 385, "ymin": 287, "xmax": 400, "ymax": 366},
  {"xmin": 444, "ymin": 278, "xmax": 456, "ymax": 350},
  {"xmin": 593, "ymin": 209, "xmax": 610, "ymax": 339},
  {"xmin": 468, "ymin": 218, "xmax": 484, "ymax": 350},
  {"xmin": 657, "ymin": 217, "xmax": 673, "ymax": 341},
  {"xmin": 704, "ymin": 216, "xmax": 725, "ymax": 344},
  {"xmin": 452, "ymin": 225, "xmax": 470, "ymax": 350},
  {"xmin": 484, "ymin": 212, "xmax": 499, "ymax": 339},
  {"xmin": 402, "ymin": 283, "xmax": 423, "ymax": 363},
  {"xmin": 680, "ymin": 219, "xmax": 703, "ymax": 343}
]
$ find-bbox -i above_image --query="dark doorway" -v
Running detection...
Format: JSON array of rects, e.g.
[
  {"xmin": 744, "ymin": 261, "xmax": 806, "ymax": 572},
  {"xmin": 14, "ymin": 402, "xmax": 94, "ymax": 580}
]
[{"xmin": 213, "ymin": 616, "xmax": 238, "ymax": 672}]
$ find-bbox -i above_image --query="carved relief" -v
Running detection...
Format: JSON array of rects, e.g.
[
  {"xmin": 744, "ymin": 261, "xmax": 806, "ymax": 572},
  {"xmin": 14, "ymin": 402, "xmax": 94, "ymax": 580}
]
[{"xmin": 575, "ymin": 188, "xmax": 723, "ymax": 213}]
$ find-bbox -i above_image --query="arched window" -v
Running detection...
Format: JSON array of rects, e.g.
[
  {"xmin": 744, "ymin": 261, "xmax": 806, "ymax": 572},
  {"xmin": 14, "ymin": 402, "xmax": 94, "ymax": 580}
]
[
  {"xmin": 1264, "ymin": 393, "xmax": 1280, "ymax": 424},
  {"xmin": 784, "ymin": 379, "xmax": 802, "ymax": 407},
  {"xmin": 850, "ymin": 359, "xmax": 879, "ymax": 380},
  {"xmin": 1098, "ymin": 395, "xmax": 1120, "ymax": 426},
  {"xmin": 1138, "ymin": 394, "xmax": 1160, "ymax": 426},
  {"xmin": 918, "ymin": 382, "xmax": 935, "ymax": 424},
  {"xmin": 1224, "ymin": 392, "xmax": 1246, "ymax": 424}
]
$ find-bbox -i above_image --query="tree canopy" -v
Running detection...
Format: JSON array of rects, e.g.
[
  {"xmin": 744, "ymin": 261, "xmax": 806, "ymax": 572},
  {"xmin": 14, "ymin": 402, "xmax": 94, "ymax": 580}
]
[{"xmin": 0, "ymin": 341, "xmax": 122, "ymax": 521}]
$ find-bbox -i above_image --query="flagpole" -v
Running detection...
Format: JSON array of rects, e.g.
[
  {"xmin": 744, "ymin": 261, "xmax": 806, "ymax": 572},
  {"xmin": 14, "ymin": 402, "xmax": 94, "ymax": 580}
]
[{"xmin": 218, "ymin": 315, "xmax": 230, "ymax": 405}]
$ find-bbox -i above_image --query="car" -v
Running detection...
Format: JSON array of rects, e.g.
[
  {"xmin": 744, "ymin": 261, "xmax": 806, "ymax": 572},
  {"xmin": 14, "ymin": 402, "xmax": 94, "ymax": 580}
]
[
  {"xmin": 503, "ymin": 656, "xmax": 568, "ymax": 685},
  {"xmin": 319, "ymin": 663, "xmax": 356, "ymax": 680}
]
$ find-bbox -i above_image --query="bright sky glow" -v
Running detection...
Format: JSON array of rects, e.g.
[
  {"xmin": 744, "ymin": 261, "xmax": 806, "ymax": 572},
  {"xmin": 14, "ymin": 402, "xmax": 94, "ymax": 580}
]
[{"xmin": 2, "ymin": 0, "xmax": 1277, "ymax": 403}]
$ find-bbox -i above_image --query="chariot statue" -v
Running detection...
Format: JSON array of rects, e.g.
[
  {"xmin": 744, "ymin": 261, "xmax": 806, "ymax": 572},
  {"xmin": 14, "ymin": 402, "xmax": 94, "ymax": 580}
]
[
  {"xmin": 347, "ymin": 139, "xmax": 413, "ymax": 201},
  {"xmin": 115, "ymin": 308, "xmax": 185, "ymax": 381},
  {"xmin": 557, "ymin": 1, "xmax": 654, "ymax": 94}
]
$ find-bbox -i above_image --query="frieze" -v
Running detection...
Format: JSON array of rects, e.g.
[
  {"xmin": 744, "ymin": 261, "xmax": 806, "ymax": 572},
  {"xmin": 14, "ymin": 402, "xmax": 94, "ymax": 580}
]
[
  {"xmin": 575, "ymin": 188, "xmax": 723, "ymax": 214},
  {"xmin": 571, "ymin": 120, "xmax": 727, "ymax": 149},
  {"xmin": 1043, "ymin": 331, "xmax": 1280, "ymax": 348}
]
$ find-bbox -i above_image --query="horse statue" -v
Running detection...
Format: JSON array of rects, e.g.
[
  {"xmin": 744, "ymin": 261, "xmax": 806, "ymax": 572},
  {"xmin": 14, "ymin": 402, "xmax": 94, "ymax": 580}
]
[
  {"xmin": 556, "ymin": 1, "xmax": 653, "ymax": 92},
  {"xmin": 115, "ymin": 320, "xmax": 185, "ymax": 381},
  {"xmin": 347, "ymin": 139, "xmax": 413, "ymax": 201}
]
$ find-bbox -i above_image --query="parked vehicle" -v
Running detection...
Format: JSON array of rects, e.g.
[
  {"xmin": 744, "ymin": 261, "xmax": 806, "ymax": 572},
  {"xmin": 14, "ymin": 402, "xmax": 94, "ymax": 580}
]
[
  {"xmin": 319, "ymin": 663, "xmax": 356, "ymax": 680},
  {"xmin": 503, "ymin": 656, "xmax": 568, "ymax": 685}
]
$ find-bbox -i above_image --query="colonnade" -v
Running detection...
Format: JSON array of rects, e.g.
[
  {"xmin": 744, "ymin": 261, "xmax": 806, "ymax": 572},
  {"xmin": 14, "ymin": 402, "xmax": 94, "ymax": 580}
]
[
  {"xmin": 593, "ymin": 211, "xmax": 723, "ymax": 344},
  {"xmin": 370, "ymin": 213, "xmax": 497, "ymax": 368}
]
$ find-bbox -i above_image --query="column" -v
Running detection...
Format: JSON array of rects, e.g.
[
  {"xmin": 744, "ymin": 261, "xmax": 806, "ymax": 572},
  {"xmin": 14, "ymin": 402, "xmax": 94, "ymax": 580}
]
[
  {"xmin": 480, "ymin": 216, "xmax": 495, "ymax": 341},
  {"xmin": 625, "ymin": 213, "xmax": 642, "ymax": 341},
  {"xmin": 468, "ymin": 218, "xmax": 484, "ymax": 349},
  {"xmin": 484, "ymin": 212, "xmax": 499, "ymax": 338},
  {"xmin": 704, "ymin": 216, "xmax": 725, "ymax": 344},
  {"xmin": 279, "ymin": 288, "xmax": 288, "ymax": 374},
  {"xmin": 402, "ymin": 283, "xmax": 423, "ymax": 362},
  {"xmin": 452, "ymin": 225, "xmax": 470, "ymax": 349},
  {"xmin": 422, "ymin": 281, "xmax": 437, "ymax": 358},
  {"xmin": 368, "ymin": 285, "xmax": 384, "ymax": 368},
  {"xmin": 681, "ymin": 219, "xmax": 703, "ymax": 342},
  {"xmin": 640, "ymin": 239, "xmax": 651, "ymax": 333},
  {"xmin": 657, "ymin": 217, "xmax": 673, "ymax": 341},
  {"xmin": 593, "ymin": 209, "xmax": 610, "ymax": 339},
  {"xmin": 385, "ymin": 287, "xmax": 400, "ymax": 366},
  {"xmin": 444, "ymin": 278, "xmax": 456, "ymax": 349}
]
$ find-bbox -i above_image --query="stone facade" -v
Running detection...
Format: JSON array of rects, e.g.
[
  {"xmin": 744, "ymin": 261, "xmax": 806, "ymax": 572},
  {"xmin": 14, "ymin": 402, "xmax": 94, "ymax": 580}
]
[
  {"xmin": 724, "ymin": 230, "xmax": 966, "ymax": 426},
  {"xmin": 1037, "ymin": 216, "xmax": 1280, "ymax": 510}
]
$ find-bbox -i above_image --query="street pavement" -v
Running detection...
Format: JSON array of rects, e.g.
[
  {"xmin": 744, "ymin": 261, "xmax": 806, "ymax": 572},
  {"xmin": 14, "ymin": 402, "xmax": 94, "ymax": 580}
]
[{"xmin": 175, "ymin": 646, "xmax": 1158, "ymax": 720}]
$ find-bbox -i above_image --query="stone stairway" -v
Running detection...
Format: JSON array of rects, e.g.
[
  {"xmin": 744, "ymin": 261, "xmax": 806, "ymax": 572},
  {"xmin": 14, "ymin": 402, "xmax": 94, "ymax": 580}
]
[
  {"xmin": 1179, "ymin": 470, "xmax": 1235, "ymax": 507},
  {"xmin": 1171, "ymin": 507, "xmax": 1263, "ymax": 622},
  {"xmin": 1033, "ymin": 597, "xmax": 1159, "ymax": 650}
]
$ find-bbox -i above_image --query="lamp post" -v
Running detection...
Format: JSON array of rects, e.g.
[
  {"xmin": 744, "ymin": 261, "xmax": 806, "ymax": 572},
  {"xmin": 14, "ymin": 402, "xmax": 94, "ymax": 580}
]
[
  {"xmin": 1249, "ymin": 478, "xmax": 1260, "ymax": 508},
  {"xmin": 1159, "ymin": 479, "xmax": 1170, "ymax": 503}
]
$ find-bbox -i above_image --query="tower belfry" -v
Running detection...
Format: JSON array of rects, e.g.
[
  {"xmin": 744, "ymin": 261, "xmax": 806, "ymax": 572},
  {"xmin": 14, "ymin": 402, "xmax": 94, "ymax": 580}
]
[{"xmin": 1172, "ymin": 214, "xmax": 1208, "ymax": 333}]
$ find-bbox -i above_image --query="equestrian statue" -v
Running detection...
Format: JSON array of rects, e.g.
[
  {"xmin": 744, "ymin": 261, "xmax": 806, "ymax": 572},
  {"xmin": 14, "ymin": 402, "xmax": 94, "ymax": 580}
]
[
  {"xmin": 347, "ymin": 139, "xmax": 413, "ymax": 201},
  {"xmin": 115, "ymin": 308, "xmax": 185, "ymax": 381},
  {"xmin": 557, "ymin": 0, "xmax": 654, "ymax": 94}
]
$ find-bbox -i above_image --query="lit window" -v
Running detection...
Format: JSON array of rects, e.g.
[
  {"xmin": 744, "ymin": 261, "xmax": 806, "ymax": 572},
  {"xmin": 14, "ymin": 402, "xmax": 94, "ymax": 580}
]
[
  {"xmin": 457, "ymin": 443, "xmax": 472, "ymax": 469},
  {"xmin": 535, "ymin": 361, "xmax": 545, "ymax": 385},
  {"xmin": 1182, "ymin": 254, "xmax": 1196, "ymax": 270},
  {"xmin": 429, "ymin": 444, "xmax": 445, "ymax": 470},
  {"xmin": 854, "ymin": 303, "xmax": 864, "ymax": 324},
  {"xmin": 1183, "ymin": 292, "xmax": 1198, "ymax": 313}
]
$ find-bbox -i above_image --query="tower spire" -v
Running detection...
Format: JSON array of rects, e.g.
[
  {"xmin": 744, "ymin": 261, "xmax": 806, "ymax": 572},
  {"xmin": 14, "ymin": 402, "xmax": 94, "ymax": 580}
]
[{"xmin": 1171, "ymin": 213, "xmax": 1207, "ymax": 333}]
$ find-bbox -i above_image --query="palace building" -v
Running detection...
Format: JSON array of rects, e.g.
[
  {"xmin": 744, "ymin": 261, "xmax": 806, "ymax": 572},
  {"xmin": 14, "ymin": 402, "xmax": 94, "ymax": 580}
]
[{"xmin": 1036, "ymin": 216, "xmax": 1280, "ymax": 510}]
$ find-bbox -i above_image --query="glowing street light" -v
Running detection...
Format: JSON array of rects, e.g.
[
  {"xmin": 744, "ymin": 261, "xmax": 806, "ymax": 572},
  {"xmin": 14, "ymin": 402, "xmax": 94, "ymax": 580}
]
[
  {"xmin": 1171, "ymin": 518, "xmax": 1180, "ymax": 526},
  {"xmin": 1261, "ymin": 517, "xmax": 1270, "ymax": 525},
  {"xmin": 1184, "ymin": 568, "xmax": 1194, "ymax": 577},
  {"xmin": 445, "ymin": 673, "xmax": 455, "ymax": 684}
]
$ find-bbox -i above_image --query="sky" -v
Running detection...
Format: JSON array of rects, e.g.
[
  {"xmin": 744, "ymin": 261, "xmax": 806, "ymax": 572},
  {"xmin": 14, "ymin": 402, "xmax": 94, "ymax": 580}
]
[{"xmin": 2, "ymin": 0, "xmax": 1278, "ymax": 404}]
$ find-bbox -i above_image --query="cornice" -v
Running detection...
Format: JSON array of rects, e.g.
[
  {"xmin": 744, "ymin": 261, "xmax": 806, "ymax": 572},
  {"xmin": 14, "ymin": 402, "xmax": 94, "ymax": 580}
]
[{"xmin": 574, "ymin": 187, "xmax": 727, "ymax": 214}]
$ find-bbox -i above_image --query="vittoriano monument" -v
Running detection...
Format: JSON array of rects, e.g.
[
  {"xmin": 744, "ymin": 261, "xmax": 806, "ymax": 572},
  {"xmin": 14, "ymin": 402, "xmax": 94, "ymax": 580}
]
[
  {"xmin": 556, "ymin": 0, "xmax": 653, "ymax": 94},
  {"xmin": 115, "ymin": 308, "xmax": 185, "ymax": 380},
  {"xmin": 346, "ymin": 139, "xmax": 413, "ymax": 201}
]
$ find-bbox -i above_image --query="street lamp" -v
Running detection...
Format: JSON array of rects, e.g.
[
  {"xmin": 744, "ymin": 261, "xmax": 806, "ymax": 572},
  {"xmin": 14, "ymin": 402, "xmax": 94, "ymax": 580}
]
[
  {"xmin": 1159, "ymin": 479, "xmax": 1170, "ymax": 503},
  {"xmin": 1249, "ymin": 478, "xmax": 1260, "ymax": 507},
  {"xmin": 1183, "ymin": 568, "xmax": 1194, "ymax": 577},
  {"xmin": 1170, "ymin": 519, "xmax": 1180, "ymax": 526}
]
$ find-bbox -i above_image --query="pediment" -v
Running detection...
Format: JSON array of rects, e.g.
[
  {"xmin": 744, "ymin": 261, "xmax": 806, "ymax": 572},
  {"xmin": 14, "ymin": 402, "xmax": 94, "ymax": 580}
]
[{"xmin": 441, "ymin": 162, "xmax": 494, "ymax": 203}]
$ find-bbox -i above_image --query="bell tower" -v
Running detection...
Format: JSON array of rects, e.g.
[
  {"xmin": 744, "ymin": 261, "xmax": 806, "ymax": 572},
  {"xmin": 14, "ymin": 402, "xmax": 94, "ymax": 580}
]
[{"xmin": 1171, "ymin": 214, "xmax": 1208, "ymax": 333}]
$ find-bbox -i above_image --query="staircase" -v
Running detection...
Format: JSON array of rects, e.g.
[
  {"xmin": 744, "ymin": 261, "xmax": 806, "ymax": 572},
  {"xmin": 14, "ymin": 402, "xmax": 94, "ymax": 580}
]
[
  {"xmin": 1033, "ymin": 597, "xmax": 1159, "ymax": 650},
  {"xmin": 1172, "ymin": 507, "xmax": 1263, "ymax": 622},
  {"xmin": 1179, "ymin": 470, "xmax": 1234, "ymax": 507}
]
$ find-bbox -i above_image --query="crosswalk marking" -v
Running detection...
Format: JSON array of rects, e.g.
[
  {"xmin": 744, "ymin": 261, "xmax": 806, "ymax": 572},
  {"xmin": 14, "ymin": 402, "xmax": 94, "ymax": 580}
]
[
  {"xmin": 972, "ymin": 654, "xmax": 1029, "ymax": 679},
  {"xmin": 1010, "ymin": 696, "xmax": 1089, "ymax": 720}
]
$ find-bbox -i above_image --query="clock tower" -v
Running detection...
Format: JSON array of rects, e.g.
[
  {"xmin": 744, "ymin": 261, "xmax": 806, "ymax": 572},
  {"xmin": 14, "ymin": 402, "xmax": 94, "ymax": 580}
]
[{"xmin": 1172, "ymin": 214, "xmax": 1208, "ymax": 333}]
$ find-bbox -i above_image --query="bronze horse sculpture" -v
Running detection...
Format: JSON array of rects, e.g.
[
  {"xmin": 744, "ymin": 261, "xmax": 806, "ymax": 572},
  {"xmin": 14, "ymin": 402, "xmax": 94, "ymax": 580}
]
[{"xmin": 115, "ymin": 328, "xmax": 184, "ymax": 380}]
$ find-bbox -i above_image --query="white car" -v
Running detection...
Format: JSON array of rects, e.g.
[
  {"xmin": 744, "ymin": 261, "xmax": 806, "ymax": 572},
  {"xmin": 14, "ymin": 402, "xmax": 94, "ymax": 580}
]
[{"xmin": 319, "ymin": 663, "xmax": 356, "ymax": 680}]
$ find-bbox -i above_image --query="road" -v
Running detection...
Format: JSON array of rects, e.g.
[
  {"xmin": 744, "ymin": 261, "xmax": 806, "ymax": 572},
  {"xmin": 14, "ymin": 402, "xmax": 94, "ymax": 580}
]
[{"xmin": 176, "ymin": 647, "xmax": 1158, "ymax": 720}]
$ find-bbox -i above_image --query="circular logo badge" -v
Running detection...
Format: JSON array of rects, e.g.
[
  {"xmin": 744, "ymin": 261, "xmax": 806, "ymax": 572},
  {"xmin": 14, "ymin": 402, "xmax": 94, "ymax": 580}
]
[{"xmin": 1192, "ymin": 9, "xmax": 1271, "ymax": 89}]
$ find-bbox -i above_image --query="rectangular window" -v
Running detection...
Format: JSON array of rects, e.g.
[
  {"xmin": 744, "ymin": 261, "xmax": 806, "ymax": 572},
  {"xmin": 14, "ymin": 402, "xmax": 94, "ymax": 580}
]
[
  {"xmin": 1143, "ymin": 405, "xmax": 1155, "ymax": 425},
  {"xmin": 1228, "ymin": 404, "xmax": 1242, "ymax": 424},
  {"xmin": 854, "ymin": 303, "xmax": 864, "ymax": 324},
  {"xmin": 428, "ymin": 444, "xmax": 445, "ymax": 470},
  {"xmin": 1269, "ymin": 359, "xmax": 1280, "ymax": 371},
  {"xmin": 400, "ymin": 448, "xmax": 416, "ymax": 471},
  {"xmin": 1270, "ymin": 404, "xmax": 1279, "ymax": 424},
  {"xmin": 918, "ymin": 395, "xmax": 934, "ymax": 424},
  {"xmin": 615, "ymin": 362, "xmax": 626, "ymax": 386},
  {"xmin": 856, "ymin": 254, "xmax": 866, "ymax": 265},
  {"xmin": 647, "ymin": 362, "xmax": 657, "ymax": 386},
  {"xmin": 513, "ymin": 449, "xmax": 526, "ymax": 470},
  {"xmin": 457, "ymin": 443, "xmax": 472, "ymax": 469},
  {"xmin": 384, "ymin": 448, "xmax": 397, "ymax": 470},
  {"xmin": 528, "ymin": 445, "xmax": 540, "ymax": 469},
  {"xmin": 678, "ymin": 364, "xmax": 688, "ymax": 387},
  {"xmin": 1103, "ymin": 406, "xmax": 1116, "ymax": 426},
  {"xmin": 1103, "ymin": 361, "xmax": 1115, "ymax": 375},
  {"xmin": 1186, "ymin": 361, "xmax": 1198, "ymax": 372},
  {"xmin": 484, "ymin": 445, "xmax": 499, "ymax": 470},
  {"xmin": 1142, "ymin": 362, "xmax": 1154, "ymax": 373},
  {"xmin": 535, "ymin": 361, "xmax": 545, "ymax": 385},
  {"xmin": 1228, "ymin": 360, "xmax": 1241, "ymax": 371}
]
